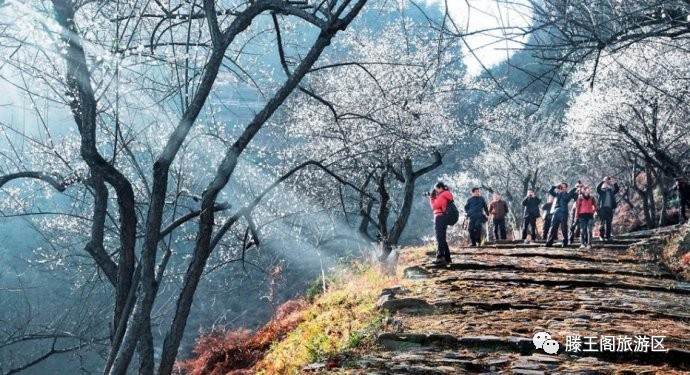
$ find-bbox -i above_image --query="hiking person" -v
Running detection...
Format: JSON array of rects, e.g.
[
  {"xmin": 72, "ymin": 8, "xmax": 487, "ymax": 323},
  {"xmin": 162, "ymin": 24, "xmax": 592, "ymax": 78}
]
[
  {"xmin": 569, "ymin": 182, "xmax": 583, "ymax": 241},
  {"xmin": 596, "ymin": 176, "xmax": 620, "ymax": 241},
  {"xmin": 576, "ymin": 186, "xmax": 597, "ymax": 249},
  {"xmin": 521, "ymin": 189, "xmax": 541, "ymax": 243},
  {"xmin": 464, "ymin": 187, "xmax": 489, "ymax": 247},
  {"xmin": 542, "ymin": 196, "xmax": 555, "ymax": 241},
  {"xmin": 428, "ymin": 182, "xmax": 454, "ymax": 265},
  {"xmin": 489, "ymin": 192, "xmax": 509, "ymax": 240},
  {"xmin": 544, "ymin": 182, "xmax": 579, "ymax": 247},
  {"xmin": 676, "ymin": 177, "xmax": 690, "ymax": 224}
]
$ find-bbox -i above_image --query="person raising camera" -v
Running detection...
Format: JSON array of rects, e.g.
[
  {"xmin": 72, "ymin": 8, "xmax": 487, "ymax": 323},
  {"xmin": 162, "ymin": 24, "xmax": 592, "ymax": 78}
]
[
  {"xmin": 596, "ymin": 176, "xmax": 619, "ymax": 241},
  {"xmin": 427, "ymin": 182, "xmax": 454, "ymax": 265},
  {"xmin": 544, "ymin": 182, "xmax": 579, "ymax": 248}
]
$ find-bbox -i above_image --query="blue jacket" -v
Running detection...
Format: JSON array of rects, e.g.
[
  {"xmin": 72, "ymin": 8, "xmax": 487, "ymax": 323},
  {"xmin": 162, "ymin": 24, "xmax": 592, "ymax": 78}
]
[
  {"xmin": 522, "ymin": 196, "xmax": 542, "ymax": 218},
  {"xmin": 549, "ymin": 186, "xmax": 578, "ymax": 215},
  {"xmin": 464, "ymin": 196, "xmax": 489, "ymax": 221}
]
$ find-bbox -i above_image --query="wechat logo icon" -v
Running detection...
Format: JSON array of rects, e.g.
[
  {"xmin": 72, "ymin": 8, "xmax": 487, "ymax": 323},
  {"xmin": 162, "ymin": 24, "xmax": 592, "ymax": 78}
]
[{"xmin": 533, "ymin": 331, "xmax": 560, "ymax": 355}]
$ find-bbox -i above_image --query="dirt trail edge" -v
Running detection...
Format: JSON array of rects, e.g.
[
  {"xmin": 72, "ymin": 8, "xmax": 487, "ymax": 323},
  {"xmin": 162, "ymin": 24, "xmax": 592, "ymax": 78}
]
[{"xmin": 336, "ymin": 226, "xmax": 690, "ymax": 374}]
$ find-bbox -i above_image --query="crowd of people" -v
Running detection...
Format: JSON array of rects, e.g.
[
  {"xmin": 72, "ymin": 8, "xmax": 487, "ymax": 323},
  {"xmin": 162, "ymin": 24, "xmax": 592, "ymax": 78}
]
[{"xmin": 428, "ymin": 176, "xmax": 690, "ymax": 265}]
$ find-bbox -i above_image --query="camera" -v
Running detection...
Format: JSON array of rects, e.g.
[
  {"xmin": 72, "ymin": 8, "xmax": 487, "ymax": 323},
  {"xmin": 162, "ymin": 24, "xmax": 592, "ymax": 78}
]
[{"xmin": 423, "ymin": 191, "xmax": 435, "ymax": 197}]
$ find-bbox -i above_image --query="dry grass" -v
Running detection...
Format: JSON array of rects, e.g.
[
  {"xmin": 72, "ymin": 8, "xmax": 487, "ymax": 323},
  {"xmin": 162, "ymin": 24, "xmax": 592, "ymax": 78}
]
[
  {"xmin": 176, "ymin": 253, "xmax": 421, "ymax": 375},
  {"xmin": 175, "ymin": 300, "xmax": 307, "ymax": 375},
  {"xmin": 255, "ymin": 261, "xmax": 401, "ymax": 374},
  {"xmin": 661, "ymin": 224, "xmax": 690, "ymax": 280}
]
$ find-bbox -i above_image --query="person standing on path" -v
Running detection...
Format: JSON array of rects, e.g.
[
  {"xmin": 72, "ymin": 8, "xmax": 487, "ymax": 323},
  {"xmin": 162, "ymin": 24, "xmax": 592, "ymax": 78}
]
[
  {"xmin": 569, "ymin": 182, "xmax": 583, "ymax": 241},
  {"xmin": 542, "ymin": 195, "xmax": 555, "ymax": 241},
  {"xmin": 429, "ymin": 182, "xmax": 454, "ymax": 265},
  {"xmin": 596, "ymin": 176, "xmax": 619, "ymax": 241},
  {"xmin": 576, "ymin": 186, "xmax": 597, "ymax": 249},
  {"xmin": 464, "ymin": 187, "xmax": 489, "ymax": 247},
  {"xmin": 521, "ymin": 189, "xmax": 541, "ymax": 243},
  {"xmin": 489, "ymin": 192, "xmax": 509, "ymax": 240},
  {"xmin": 544, "ymin": 182, "xmax": 579, "ymax": 247}
]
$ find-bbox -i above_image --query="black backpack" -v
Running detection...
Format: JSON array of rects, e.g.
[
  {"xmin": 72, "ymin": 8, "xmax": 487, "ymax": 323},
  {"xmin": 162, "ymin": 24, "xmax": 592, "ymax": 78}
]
[{"xmin": 444, "ymin": 200, "xmax": 460, "ymax": 225}]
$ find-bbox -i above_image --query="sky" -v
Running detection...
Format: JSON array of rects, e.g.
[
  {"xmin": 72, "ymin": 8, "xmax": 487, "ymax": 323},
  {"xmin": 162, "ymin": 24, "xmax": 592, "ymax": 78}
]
[{"xmin": 421, "ymin": 0, "xmax": 533, "ymax": 76}]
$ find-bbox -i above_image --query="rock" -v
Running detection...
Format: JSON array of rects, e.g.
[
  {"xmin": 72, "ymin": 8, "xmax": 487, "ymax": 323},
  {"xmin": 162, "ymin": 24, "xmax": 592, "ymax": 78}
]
[
  {"xmin": 302, "ymin": 362, "xmax": 326, "ymax": 372},
  {"xmin": 375, "ymin": 293, "xmax": 395, "ymax": 309},
  {"xmin": 379, "ymin": 298, "xmax": 435, "ymax": 314},
  {"xmin": 486, "ymin": 358, "xmax": 510, "ymax": 366},
  {"xmin": 511, "ymin": 370, "xmax": 546, "ymax": 375},
  {"xmin": 381, "ymin": 285, "xmax": 408, "ymax": 296},
  {"xmin": 527, "ymin": 354, "xmax": 561, "ymax": 363},
  {"xmin": 512, "ymin": 361, "xmax": 542, "ymax": 370},
  {"xmin": 391, "ymin": 353, "xmax": 426, "ymax": 362},
  {"xmin": 427, "ymin": 334, "xmax": 459, "ymax": 347},
  {"xmin": 404, "ymin": 266, "xmax": 431, "ymax": 279},
  {"xmin": 378, "ymin": 333, "xmax": 427, "ymax": 350}
]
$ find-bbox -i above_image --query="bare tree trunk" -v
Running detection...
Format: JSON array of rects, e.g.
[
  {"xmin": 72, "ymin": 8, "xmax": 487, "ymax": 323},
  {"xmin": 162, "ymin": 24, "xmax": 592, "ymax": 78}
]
[
  {"xmin": 659, "ymin": 185, "xmax": 670, "ymax": 227},
  {"xmin": 388, "ymin": 153, "xmax": 443, "ymax": 245},
  {"xmin": 647, "ymin": 167, "xmax": 658, "ymax": 228},
  {"xmin": 52, "ymin": 0, "xmax": 137, "ymax": 352},
  {"xmin": 137, "ymin": 318, "xmax": 154, "ymax": 375},
  {"xmin": 376, "ymin": 171, "xmax": 391, "ymax": 260},
  {"xmin": 154, "ymin": 7, "xmax": 368, "ymax": 371}
]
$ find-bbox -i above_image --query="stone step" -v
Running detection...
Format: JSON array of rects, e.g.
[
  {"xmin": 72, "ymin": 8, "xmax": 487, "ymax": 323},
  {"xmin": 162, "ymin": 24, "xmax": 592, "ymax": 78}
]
[
  {"xmin": 419, "ymin": 260, "xmax": 674, "ymax": 280},
  {"xmin": 462, "ymin": 243, "xmax": 633, "ymax": 251},
  {"xmin": 427, "ymin": 249, "xmax": 645, "ymax": 264},
  {"xmin": 433, "ymin": 272, "xmax": 690, "ymax": 296},
  {"xmin": 376, "ymin": 333, "xmax": 690, "ymax": 368}
]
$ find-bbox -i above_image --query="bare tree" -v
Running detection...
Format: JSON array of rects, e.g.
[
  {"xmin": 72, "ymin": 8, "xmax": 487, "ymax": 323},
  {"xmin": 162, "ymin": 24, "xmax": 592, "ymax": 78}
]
[{"xmin": 0, "ymin": 0, "xmax": 368, "ymax": 373}]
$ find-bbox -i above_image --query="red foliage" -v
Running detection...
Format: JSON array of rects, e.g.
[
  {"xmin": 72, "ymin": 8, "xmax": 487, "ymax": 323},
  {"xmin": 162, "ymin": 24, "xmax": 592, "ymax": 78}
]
[
  {"xmin": 682, "ymin": 253, "xmax": 690, "ymax": 265},
  {"xmin": 176, "ymin": 299, "xmax": 307, "ymax": 375}
]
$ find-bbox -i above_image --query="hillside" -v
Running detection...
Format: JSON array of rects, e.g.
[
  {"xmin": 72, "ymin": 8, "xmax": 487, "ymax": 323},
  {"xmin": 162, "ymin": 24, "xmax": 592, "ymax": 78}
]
[{"xmin": 179, "ymin": 225, "xmax": 690, "ymax": 374}]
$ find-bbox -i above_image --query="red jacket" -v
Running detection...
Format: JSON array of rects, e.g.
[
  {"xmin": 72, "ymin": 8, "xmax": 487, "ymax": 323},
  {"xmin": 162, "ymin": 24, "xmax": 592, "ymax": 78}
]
[
  {"xmin": 430, "ymin": 190, "xmax": 454, "ymax": 217},
  {"xmin": 576, "ymin": 195, "xmax": 597, "ymax": 218}
]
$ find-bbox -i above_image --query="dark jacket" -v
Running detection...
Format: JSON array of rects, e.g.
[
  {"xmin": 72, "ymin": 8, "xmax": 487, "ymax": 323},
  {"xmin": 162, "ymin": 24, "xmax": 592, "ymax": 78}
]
[
  {"xmin": 489, "ymin": 199, "xmax": 509, "ymax": 219},
  {"xmin": 464, "ymin": 196, "xmax": 489, "ymax": 221},
  {"xmin": 522, "ymin": 196, "xmax": 542, "ymax": 218},
  {"xmin": 549, "ymin": 186, "xmax": 578, "ymax": 215},
  {"xmin": 596, "ymin": 181, "xmax": 620, "ymax": 210}
]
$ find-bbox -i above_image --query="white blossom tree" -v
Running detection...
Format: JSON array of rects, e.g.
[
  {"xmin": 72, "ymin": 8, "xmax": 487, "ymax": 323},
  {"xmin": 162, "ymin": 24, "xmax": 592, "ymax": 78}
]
[
  {"xmin": 276, "ymin": 14, "xmax": 468, "ymax": 260},
  {"xmin": 0, "ymin": 0, "xmax": 368, "ymax": 373},
  {"xmin": 566, "ymin": 41, "xmax": 690, "ymax": 227}
]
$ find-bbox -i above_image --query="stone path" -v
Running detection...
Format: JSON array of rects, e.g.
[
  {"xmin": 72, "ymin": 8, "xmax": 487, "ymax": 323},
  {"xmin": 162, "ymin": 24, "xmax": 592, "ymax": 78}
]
[{"xmin": 327, "ymin": 227, "xmax": 690, "ymax": 374}]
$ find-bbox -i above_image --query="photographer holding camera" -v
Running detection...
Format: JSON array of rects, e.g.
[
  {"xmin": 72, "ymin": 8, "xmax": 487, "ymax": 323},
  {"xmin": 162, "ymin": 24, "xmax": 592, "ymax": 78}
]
[
  {"xmin": 544, "ymin": 182, "xmax": 579, "ymax": 248},
  {"xmin": 596, "ymin": 176, "xmax": 619, "ymax": 241},
  {"xmin": 427, "ymin": 182, "xmax": 454, "ymax": 265}
]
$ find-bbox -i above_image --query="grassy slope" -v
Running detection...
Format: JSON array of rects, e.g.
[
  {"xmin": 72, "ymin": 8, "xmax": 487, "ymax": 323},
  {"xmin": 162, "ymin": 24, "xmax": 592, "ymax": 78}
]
[{"xmin": 254, "ymin": 260, "xmax": 406, "ymax": 374}]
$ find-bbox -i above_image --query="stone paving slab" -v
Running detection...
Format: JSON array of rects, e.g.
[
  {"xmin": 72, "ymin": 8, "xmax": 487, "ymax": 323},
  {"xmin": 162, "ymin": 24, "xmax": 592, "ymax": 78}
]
[{"xmin": 306, "ymin": 226, "xmax": 690, "ymax": 373}]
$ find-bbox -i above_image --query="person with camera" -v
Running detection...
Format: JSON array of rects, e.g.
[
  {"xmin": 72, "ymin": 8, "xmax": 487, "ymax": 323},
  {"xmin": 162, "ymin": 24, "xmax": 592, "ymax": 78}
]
[
  {"xmin": 427, "ymin": 182, "xmax": 454, "ymax": 265},
  {"xmin": 489, "ymin": 192, "xmax": 509, "ymax": 240},
  {"xmin": 464, "ymin": 187, "xmax": 489, "ymax": 247},
  {"xmin": 596, "ymin": 176, "xmax": 619, "ymax": 241},
  {"xmin": 544, "ymin": 182, "xmax": 579, "ymax": 247},
  {"xmin": 576, "ymin": 185, "xmax": 597, "ymax": 249},
  {"xmin": 521, "ymin": 189, "xmax": 541, "ymax": 243}
]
